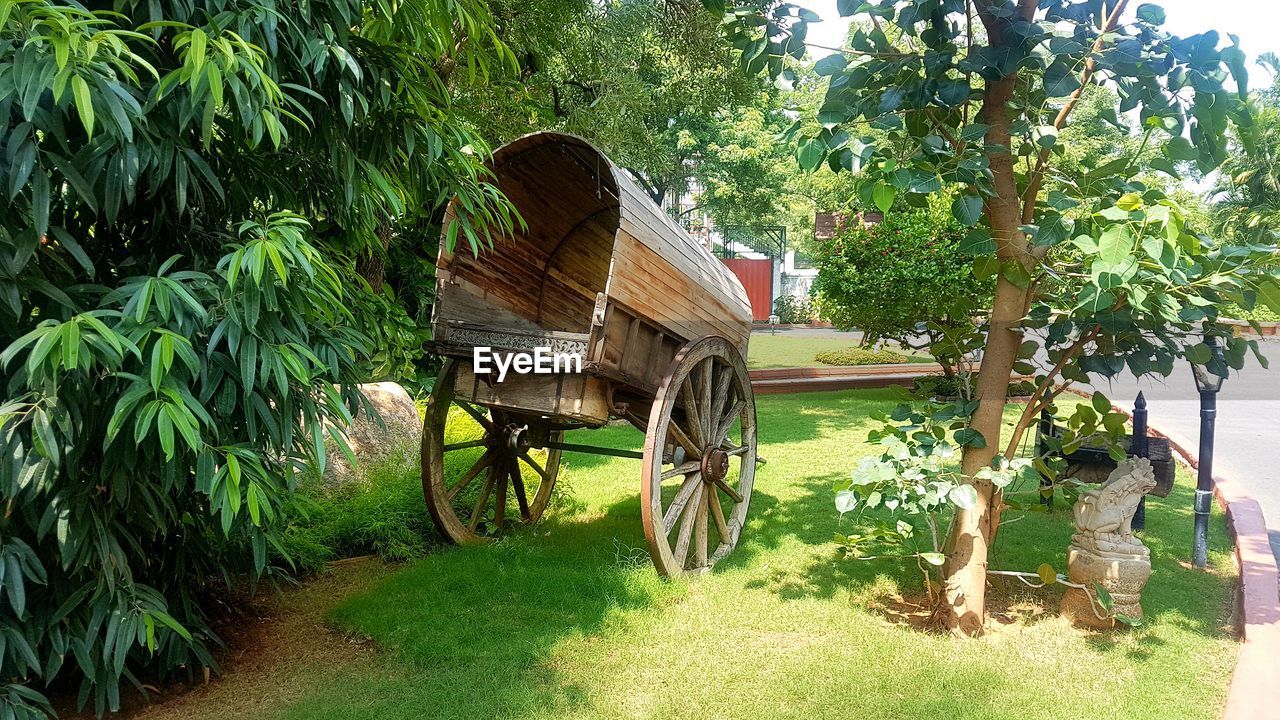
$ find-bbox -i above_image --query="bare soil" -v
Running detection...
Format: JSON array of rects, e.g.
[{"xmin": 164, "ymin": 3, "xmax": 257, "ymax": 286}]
[{"xmin": 57, "ymin": 559, "xmax": 390, "ymax": 720}]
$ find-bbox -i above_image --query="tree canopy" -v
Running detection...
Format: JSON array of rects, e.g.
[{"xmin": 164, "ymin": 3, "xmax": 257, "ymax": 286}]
[{"xmin": 722, "ymin": 0, "xmax": 1280, "ymax": 634}]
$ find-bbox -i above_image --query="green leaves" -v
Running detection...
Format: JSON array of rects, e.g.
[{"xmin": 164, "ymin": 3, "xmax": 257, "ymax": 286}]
[
  {"xmin": 973, "ymin": 254, "xmax": 1001, "ymax": 280},
  {"xmin": 1256, "ymin": 282, "xmax": 1280, "ymax": 315},
  {"xmin": 954, "ymin": 427, "xmax": 986, "ymax": 448},
  {"xmin": 1031, "ymin": 214, "xmax": 1073, "ymax": 247},
  {"xmin": 936, "ymin": 79, "xmax": 971, "ymax": 107},
  {"xmin": 71, "ymin": 75, "xmax": 94, "ymax": 138},
  {"xmin": 835, "ymin": 490, "xmax": 857, "ymax": 515},
  {"xmin": 871, "ymin": 182, "xmax": 896, "ymax": 214},
  {"xmin": 0, "ymin": 0, "xmax": 523, "ymax": 709},
  {"xmin": 948, "ymin": 484, "xmax": 979, "ymax": 510},
  {"xmin": 1163, "ymin": 136, "xmax": 1198, "ymax": 162},
  {"xmin": 1000, "ymin": 259, "xmax": 1032, "ymax": 289},
  {"xmin": 1136, "ymin": 3, "xmax": 1167, "ymax": 25},
  {"xmin": 1092, "ymin": 224, "xmax": 1137, "ymax": 289},
  {"xmin": 952, "ymin": 193, "xmax": 983, "ymax": 227},
  {"xmin": 1043, "ymin": 60, "xmax": 1080, "ymax": 97},
  {"xmin": 796, "ymin": 138, "xmax": 825, "ymax": 171},
  {"xmin": 1037, "ymin": 563, "xmax": 1057, "ymax": 585},
  {"xmin": 814, "ymin": 53, "xmax": 848, "ymax": 77},
  {"xmin": 1184, "ymin": 342, "xmax": 1214, "ymax": 364},
  {"xmin": 953, "ymin": 228, "xmax": 993, "ymax": 256}
]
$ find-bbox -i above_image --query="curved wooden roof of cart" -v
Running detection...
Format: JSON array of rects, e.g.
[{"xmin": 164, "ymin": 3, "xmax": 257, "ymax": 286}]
[{"xmin": 434, "ymin": 132, "xmax": 753, "ymax": 352}]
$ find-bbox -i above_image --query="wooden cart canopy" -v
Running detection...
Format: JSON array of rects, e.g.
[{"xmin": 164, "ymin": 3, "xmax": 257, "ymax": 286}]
[{"xmin": 434, "ymin": 132, "xmax": 752, "ymax": 355}]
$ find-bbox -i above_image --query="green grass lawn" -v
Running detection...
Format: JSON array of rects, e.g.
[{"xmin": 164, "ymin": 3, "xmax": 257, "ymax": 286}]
[
  {"xmin": 242, "ymin": 389, "xmax": 1240, "ymax": 720},
  {"xmin": 747, "ymin": 332, "xmax": 934, "ymax": 369}
]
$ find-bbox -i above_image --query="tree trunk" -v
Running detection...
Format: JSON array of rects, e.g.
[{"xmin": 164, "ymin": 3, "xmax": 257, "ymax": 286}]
[
  {"xmin": 356, "ymin": 220, "xmax": 394, "ymax": 294},
  {"xmin": 937, "ymin": 72, "xmax": 1031, "ymax": 636}
]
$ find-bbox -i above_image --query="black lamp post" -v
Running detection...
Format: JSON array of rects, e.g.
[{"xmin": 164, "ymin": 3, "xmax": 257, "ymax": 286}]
[{"xmin": 1189, "ymin": 334, "xmax": 1227, "ymax": 569}]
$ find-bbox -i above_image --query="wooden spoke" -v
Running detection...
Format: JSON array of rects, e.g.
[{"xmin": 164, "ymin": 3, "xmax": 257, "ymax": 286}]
[
  {"xmin": 467, "ymin": 467, "xmax": 496, "ymax": 533},
  {"xmin": 423, "ymin": 360, "xmax": 562, "ymax": 545},
  {"xmin": 641, "ymin": 336, "xmax": 757, "ymax": 578},
  {"xmin": 713, "ymin": 476, "xmax": 743, "ymax": 504},
  {"xmin": 494, "ymin": 459, "xmax": 510, "ymax": 530},
  {"xmin": 697, "ymin": 358, "xmax": 713, "ymax": 438},
  {"xmin": 694, "ymin": 485, "xmax": 709, "ymax": 568},
  {"xmin": 512, "ymin": 471, "xmax": 531, "ymax": 520},
  {"xmin": 709, "ymin": 364, "xmax": 733, "ymax": 433},
  {"xmin": 447, "ymin": 448, "xmax": 496, "ymax": 502},
  {"xmin": 456, "ymin": 401, "xmax": 495, "ymax": 432},
  {"xmin": 518, "ymin": 451, "xmax": 548, "ymax": 480},
  {"xmin": 661, "ymin": 460, "xmax": 700, "ymax": 481},
  {"xmin": 709, "ymin": 490, "xmax": 730, "ymax": 543},
  {"xmin": 663, "ymin": 472, "xmax": 703, "ymax": 532},
  {"xmin": 667, "ymin": 419, "xmax": 701, "ymax": 460},
  {"xmin": 713, "ymin": 398, "xmax": 744, "ymax": 446},
  {"xmin": 672, "ymin": 483, "xmax": 703, "ymax": 569},
  {"xmin": 678, "ymin": 378, "xmax": 705, "ymax": 447}
]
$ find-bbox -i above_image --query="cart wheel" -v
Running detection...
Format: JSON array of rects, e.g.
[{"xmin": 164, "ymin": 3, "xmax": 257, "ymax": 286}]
[
  {"xmin": 422, "ymin": 360, "xmax": 562, "ymax": 544},
  {"xmin": 641, "ymin": 336, "xmax": 757, "ymax": 577}
]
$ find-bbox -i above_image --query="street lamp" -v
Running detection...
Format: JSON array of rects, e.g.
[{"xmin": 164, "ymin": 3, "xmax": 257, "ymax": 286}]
[{"xmin": 1189, "ymin": 334, "xmax": 1227, "ymax": 568}]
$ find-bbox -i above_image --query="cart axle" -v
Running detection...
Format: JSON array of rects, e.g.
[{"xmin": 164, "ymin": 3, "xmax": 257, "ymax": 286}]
[{"xmin": 544, "ymin": 441, "xmax": 645, "ymax": 460}]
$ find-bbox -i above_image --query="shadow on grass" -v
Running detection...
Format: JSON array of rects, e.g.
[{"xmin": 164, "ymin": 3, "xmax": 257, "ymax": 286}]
[
  {"xmin": 286, "ymin": 392, "xmax": 1235, "ymax": 720},
  {"xmin": 297, "ymin": 393, "xmax": 883, "ymax": 719},
  {"xmin": 314, "ymin": 492, "xmax": 672, "ymax": 719},
  {"xmin": 729, "ymin": 464, "xmax": 1236, "ymax": 648}
]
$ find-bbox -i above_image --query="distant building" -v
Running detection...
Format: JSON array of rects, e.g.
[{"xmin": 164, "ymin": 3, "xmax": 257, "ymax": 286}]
[
  {"xmin": 814, "ymin": 211, "xmax": 843, "ymax": 241},
  {"xmin": 814, "ymin": 210, "xmax": 883, "ymax": 242}
]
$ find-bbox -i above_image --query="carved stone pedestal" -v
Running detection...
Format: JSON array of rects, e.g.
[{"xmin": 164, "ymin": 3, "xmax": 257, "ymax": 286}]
[
  {"xmin": 1059, "ymin": 457, "xmax": 1157, "ymax": 629},
  {"xmin": 1060, "ymin": 546, "xmax": 1152, "ymax": 628}
]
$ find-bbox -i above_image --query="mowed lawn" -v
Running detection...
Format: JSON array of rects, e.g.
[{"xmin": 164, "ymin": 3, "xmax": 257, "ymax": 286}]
[
  {"xmin": 231, "ymin": 390, "xmax": 1238, "ymax": 720},
  {"xmin": 747, "ymin": 331, "xmax": 934, "ymax": 369}
]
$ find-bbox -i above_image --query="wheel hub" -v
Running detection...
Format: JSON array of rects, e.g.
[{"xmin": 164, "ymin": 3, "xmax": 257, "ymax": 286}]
[
  {"xmin": 502, "ymin": 424, "xmax": 529, "ymax": 455},
  {"xmin": 701, "ymin": 447, "xmax": 729, "ymax": 483}
]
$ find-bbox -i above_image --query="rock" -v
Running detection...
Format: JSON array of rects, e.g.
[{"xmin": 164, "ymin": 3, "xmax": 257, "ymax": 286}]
[
  {"xmin": 322, "ymin": 382, "xmax": 422, "ymax": 489},
  {"xmin": 1060, "ymin": 457, "xmax": 1157, "ymax": 629}
]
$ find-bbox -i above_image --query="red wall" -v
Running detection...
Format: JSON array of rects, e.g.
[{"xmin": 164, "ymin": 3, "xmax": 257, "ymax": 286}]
[{"xmin": 720, "ymin": 258, "xmax": 773, "ymax": 322}]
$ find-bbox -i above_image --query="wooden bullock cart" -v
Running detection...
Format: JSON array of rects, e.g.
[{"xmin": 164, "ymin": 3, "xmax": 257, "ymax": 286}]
[{"xmin": 422, "ymin": 132, "xmax": 759, "ymax": 577}]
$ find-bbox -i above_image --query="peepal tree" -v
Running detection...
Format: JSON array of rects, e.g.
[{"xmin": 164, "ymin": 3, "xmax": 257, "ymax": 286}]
[{"xmin": 721, "ymin": 0, "xmax": 1280, "ymax": 634}]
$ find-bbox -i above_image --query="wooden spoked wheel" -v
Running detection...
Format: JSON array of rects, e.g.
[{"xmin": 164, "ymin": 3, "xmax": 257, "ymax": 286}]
[
  {"xmin": 422, "ymin": 360, "xmax": 562, "ymax": 544},
  {"xmin": 641, "ymin": 336, "xmax": 757, "ymax": 577}
]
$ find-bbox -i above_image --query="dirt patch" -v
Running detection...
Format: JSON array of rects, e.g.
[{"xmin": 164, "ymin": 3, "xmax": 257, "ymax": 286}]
[
  {"xmin": 863, "ymin": 575, "xmax": 1062, "ymax": 634},
  {"xmin": 58, "ymin": 559, "xmax": 391, "ymax": 720}
]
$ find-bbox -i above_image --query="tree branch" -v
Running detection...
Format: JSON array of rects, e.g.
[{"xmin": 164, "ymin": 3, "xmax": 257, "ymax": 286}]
[
  {"xmin": 1021, "ymin": 0, "xmax": 1131, "ymax": 227},
  {"xmin": 1003, "ymin": 324, "xmax": 1102, "ymax": 460},
  {"xmin": 627, "ymin": 169, "xmax": 666, "ymax": 205}
]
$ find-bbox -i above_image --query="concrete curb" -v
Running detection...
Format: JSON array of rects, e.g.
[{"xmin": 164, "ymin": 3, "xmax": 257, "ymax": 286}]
[
  {"xmin": 749, "ymin": 364, "xmax": 938, "ymax": 394},
  {"xmin": 1076, "ymin": 392, "xmax": 1280, "ymax": 719}
]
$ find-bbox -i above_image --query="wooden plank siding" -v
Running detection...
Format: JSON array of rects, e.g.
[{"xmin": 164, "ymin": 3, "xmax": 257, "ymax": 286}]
[{"xmin": 609, "ymin": 173, "xmax": 753, "ymax": 355}]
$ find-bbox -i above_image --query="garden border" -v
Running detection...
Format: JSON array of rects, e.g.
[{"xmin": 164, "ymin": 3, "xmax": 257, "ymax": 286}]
[
  {"xmin": 1074, "ymin": 391, "xmax": 1280, "ymax": 720},
  {"xmin": 749, "ymin": 363, "xmax": 942, "ymax": 394}
]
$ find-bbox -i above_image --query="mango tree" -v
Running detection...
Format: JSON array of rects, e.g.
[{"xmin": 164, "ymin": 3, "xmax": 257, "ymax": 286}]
[{"xmin": 720, "ymin": 0, "xmax": 1280, "ymax": 635}]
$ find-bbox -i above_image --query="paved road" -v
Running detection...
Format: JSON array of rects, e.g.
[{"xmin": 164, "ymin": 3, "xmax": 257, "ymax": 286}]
[{"xmin": 1086, "ymin": 339, "xmax": 1280, "ymax": 560}]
